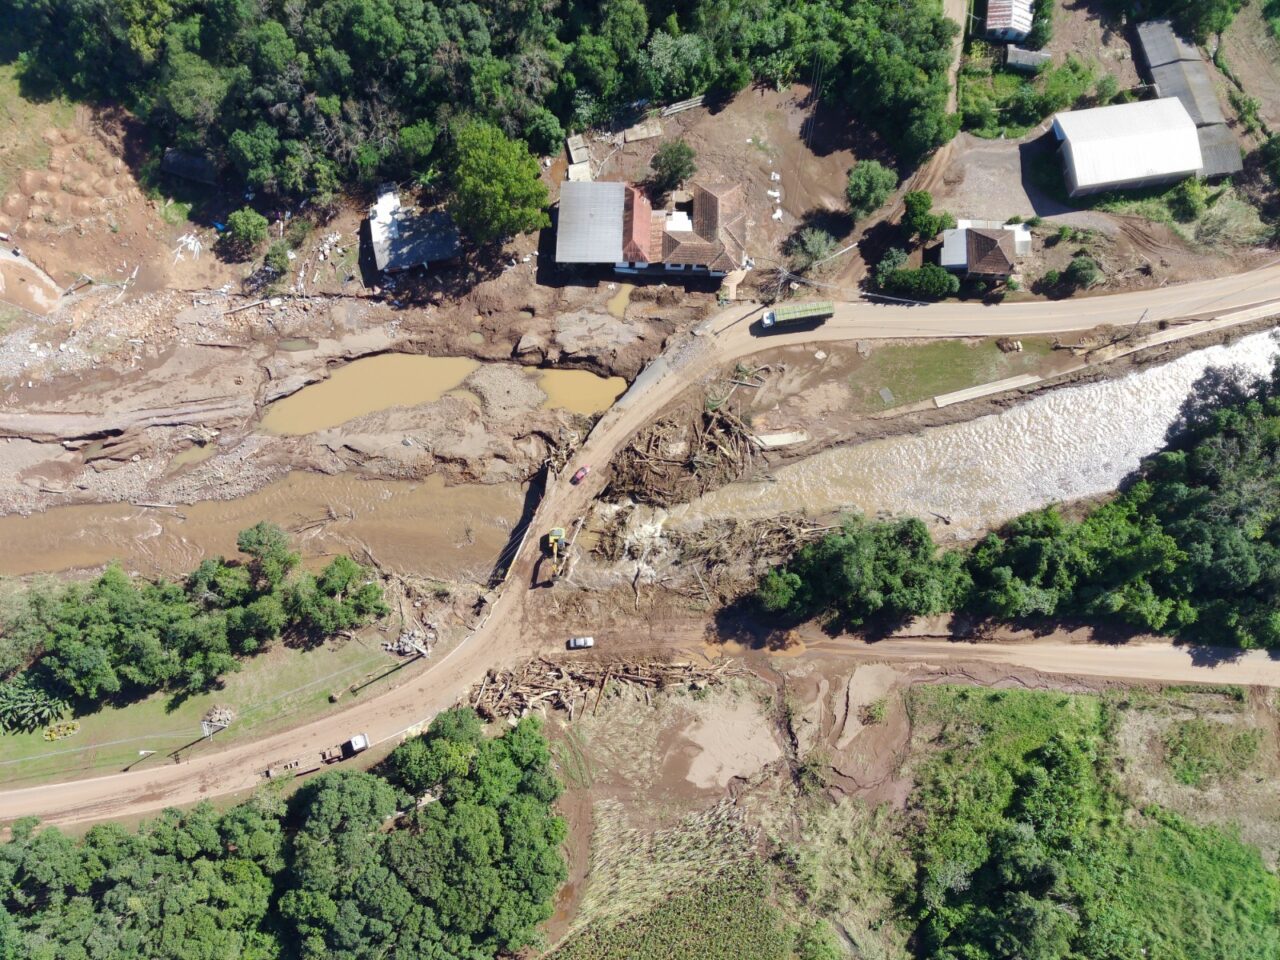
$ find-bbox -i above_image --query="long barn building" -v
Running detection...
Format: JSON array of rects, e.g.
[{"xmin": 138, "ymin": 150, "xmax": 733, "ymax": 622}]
[{"xmin": 1052, "ymin": 98, "xmax": 1203, "ymax": 197}]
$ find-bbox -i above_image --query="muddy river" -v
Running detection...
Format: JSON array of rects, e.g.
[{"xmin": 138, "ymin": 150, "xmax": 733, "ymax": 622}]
[
  {"xmin": 670, "ymin": 329, "xmax": 1280, "ymax": 539},
  {"xmin": 260, "ymin": 354, "xmax": 626, "ymax": 434},
  {"xmin": 0, "ymin": 472, "xmax": 526, "ymax": 580}
]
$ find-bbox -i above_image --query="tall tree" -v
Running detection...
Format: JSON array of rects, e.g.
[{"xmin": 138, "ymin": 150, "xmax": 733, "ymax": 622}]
[{"xmin": 448, "ymin": 121, "xmax": 550, "ymax": 244}]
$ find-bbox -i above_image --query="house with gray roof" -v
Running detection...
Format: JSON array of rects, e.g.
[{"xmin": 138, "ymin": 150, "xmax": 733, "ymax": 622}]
[
  {"xmin": 367, "ymin": 186, "xmax": 460, "ymax": 274},
  {"xmin": 1133, "ymin": 20, "xmax": 1242, "ymax": 179},
  {"xmin": 555, "ymin": 179, "xmax": 747, "ymax": 276}
]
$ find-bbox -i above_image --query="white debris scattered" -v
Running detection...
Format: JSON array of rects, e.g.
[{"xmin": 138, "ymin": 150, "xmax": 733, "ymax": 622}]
[
  {"xmin": 173, "ymin": 233, "xmax": 202, "ymax": 264},
  {"xmin": 770, "ymin": 171, "xmax": 781, "ymax": 182},
  {"xmin": 286, "ymin": 250, "xmax": 297, "ymax": 260},
  {"xmin": 771, "ymin": 208, "xmax": 783, "ymax": 221},
  {"xmin": 766, "ymin": 189, "xmax": 781, "ymax": 199}
]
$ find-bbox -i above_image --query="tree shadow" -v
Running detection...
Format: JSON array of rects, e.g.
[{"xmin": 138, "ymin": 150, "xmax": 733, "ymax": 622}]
[
  {"xmin": 796, "ymin": 86, "xmax": 891, "ymax": 162},
  {"xmin": 1164, "ymin": 360, "xmax": 1273, "ymax": 447},
  {"xmin": 791, "ymin": 206, "xmax": 855, "ymax": 241}
]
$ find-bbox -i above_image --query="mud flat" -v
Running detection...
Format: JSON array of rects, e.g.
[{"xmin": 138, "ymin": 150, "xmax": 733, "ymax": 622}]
[
  {"xmin": 0, "ymin": 471, "xmax": 526, "ymax": 580},
  {"xmin": 666, "ymin": 329, "xmax": 1280, "ymax": 538}
]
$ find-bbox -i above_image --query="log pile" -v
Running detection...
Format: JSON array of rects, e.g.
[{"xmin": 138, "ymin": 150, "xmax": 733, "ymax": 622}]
[
  {"xmin": 608, "ymin": 376, "xmax": 764, "ymax": 507},
  {"xmin": 467, "ymin": 657, "xmax": 746, "ymax": 721}
]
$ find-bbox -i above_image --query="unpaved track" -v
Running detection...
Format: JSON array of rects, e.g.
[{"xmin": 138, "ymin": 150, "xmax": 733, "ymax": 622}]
[{"xmin": 6, "ymin": 264, "xmax": 1280, "ymax": 827}]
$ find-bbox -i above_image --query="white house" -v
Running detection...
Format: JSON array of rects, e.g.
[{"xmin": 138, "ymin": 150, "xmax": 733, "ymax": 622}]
[{"xmin": 986, "ymin": 0, "xmax": 1033, "ymax": 41}]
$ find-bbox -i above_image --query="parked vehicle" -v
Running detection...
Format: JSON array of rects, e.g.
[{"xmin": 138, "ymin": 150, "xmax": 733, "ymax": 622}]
[
  {"xmin": 761, "ymin": 300, "xmax": 834, "ymax": 329},
  {"xmin": 567, "ymin": 636, "xmax": 595, "ymax": 649},
  {"xmin": 571, "ymin": 465, "xmax": 591, "ymax": 484},
  {"xmin": 266, "ymin": 733, "xmax": 370, "ymax": 779}
]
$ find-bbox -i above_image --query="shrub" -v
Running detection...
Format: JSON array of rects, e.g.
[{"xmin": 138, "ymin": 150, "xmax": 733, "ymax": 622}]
[
  {"xmin": 0, "ymin": 675, "xmax": 69, "ymax": 732},
  {"xmin": 1041, "ymin": 268, "xmax": 1061, "ymax": 286},
  {"xmin": 846, "ymin": 160, "xmax": 898, "ymax": 220},
  {"xmin": 873, "ymin": 247, "xmax": 909, "ymax": 289},
  {"xmin": 884, "ymin": 263, "xmax": 960, "ymax": 300},
  {"xmin": 1169, "ymin": 177, "xmax": 1209, "ymax": 221},
  {"xmin": 1094, "ymin": 74, "xmax": 1119, "ymax": 105},
  {"xmin": 224, "ymin": 207, "xmax": 268, "ymax": 255},
  {"xmin": 1065, "ymin": 254, "xmax": 1100, "ymax": 288},
  {"xmin": 264, "ymin": 241, "xmax": 290, "ymax": 274},
  {"xmin": 786, "ymin": 227, "xmax": 839, "ymax": 273},
  {"xmin": 902, "ymin": 190, "xmax": 955, "ymax": 241}
]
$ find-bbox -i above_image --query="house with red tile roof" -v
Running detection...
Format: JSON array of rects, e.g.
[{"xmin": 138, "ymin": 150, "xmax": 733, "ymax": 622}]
[{"xmin": 555, "ymin": 180, "xmax": 747, "ymax": 277}]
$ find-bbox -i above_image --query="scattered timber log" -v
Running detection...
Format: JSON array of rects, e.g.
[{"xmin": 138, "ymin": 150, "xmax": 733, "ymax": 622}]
[{"xmin": 465, "ymin": 656, "xmax": 745, "ymax": 721}]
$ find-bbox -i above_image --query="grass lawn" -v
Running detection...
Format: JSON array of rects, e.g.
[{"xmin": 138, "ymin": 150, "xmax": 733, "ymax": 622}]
[
  {"xmin": 848, "ymin": 337, "xmax": 1058, "ymax": 413},
  {"xmin": 0, "ymin": 636, "xmax": 400, "ymax": 789},
  {"xmin": 0, "ymin": 64, "xmax": 75, "ymax": 195}
]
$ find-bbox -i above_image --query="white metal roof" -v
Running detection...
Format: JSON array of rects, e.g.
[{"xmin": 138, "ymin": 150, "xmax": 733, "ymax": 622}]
[
  {"xmin": 556, "ymin": 181, "xmax": 624, "ymax": 263},
  {"xmin": 1053, "ymin": 99, "xmax": 1202, "ymax": 191},
  {"xmin": 987, "ymin": 0, "xmax": 1033, "ymax": 34}
]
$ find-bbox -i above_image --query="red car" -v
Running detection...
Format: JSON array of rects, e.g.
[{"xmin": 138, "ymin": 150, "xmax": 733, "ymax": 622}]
[{"xmin": 570, "ymin": 465, "xmax": 591, "ymax": 485}]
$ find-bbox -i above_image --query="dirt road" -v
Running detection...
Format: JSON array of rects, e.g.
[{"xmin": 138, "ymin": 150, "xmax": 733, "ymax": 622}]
[{"xmin": 5, "ymin": 264, "xmax": 1280, "ymax": 827}]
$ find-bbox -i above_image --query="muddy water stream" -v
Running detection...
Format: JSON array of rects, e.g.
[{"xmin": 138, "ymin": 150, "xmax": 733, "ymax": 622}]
[
  {"xmin": 0, "ymin": 472, "xmax": 525, "ymax": 580},
  {"xmin": 260, "ymin": 354, "xmax": 626, "ymax": 434},
  {"xmin": 669, "ymin": 330, "xmax": 1280, "ymax": 539}
]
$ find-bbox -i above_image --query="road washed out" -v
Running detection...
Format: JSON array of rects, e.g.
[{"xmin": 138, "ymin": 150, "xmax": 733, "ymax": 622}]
[{"xmin": 668, "ymin": 329, "xmax": 1280, "ymax": 539}]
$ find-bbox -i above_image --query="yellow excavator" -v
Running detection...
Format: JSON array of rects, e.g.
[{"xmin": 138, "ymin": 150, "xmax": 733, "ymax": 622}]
[{"xmin": 546, "ymin": 527, "xmax": 567, "ymax": 580}]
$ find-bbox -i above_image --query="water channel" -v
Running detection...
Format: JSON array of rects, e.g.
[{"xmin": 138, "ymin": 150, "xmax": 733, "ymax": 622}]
[
  {"xmin": 668, "ymin": 329, "xmax": 1280, "ymax": 540},
  {"xmin": 0, "ymin": 472, "xmax": 526, "ymax": 579}
]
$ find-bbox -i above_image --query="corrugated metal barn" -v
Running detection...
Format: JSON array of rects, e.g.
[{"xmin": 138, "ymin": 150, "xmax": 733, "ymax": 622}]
[{"xmin": 1053, "ymin": 99, "xmax": 1202, "ymax": 197}]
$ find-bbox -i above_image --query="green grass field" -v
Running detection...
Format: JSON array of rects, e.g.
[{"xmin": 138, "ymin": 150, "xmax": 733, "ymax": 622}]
[
  {"xmin": 848, "ymin": 337, "xmax": 1058, "ymax": 413},
  {"xmin": 0, "ymin": 637, "xmax": 401, "ymax": 788}
]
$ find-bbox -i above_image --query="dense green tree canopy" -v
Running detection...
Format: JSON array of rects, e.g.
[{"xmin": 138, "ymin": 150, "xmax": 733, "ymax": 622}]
[
  {"xmin": 845, "ymin": 160, "xmax": 898, "ymax": 220},
  {"xmin": 0, "ymin": 524, "xmax": 386, "ymax": 729},
  {"xmin": 0, "ymin": 709, "xmax": 565, "ymax": 960},
  {"xmin": 9, "ymin": 0, "xmax": 959, "ymax": 206}
]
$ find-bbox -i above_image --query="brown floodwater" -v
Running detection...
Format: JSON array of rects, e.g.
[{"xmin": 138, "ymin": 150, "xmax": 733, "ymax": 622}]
[
  {"xmin": 259, "ymin": 355, "xmax": 480, "ymax": 435},
  {"xmin": 0, "ymin": 472, "xmax": 526, "ymax": 580},
  {"xmin": 259, "ymin": 355, "xmax": 627, "ymax": 435},
  {"xmin": 537, "ymin": 369, "xmax": 627, "ymax": 415}
]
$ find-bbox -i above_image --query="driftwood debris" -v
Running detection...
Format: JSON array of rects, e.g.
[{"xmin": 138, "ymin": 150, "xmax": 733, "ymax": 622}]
[{"xmin": 466, "ymin": 657, "xmax": 745, "ymax": 721}]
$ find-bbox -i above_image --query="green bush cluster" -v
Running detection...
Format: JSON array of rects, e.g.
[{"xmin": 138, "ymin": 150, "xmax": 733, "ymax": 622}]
[
  {"xmin": 10, "ymin": 0, "xmax": 958, "ymax": 215},
  {"xmin": 0, "ymin": 708, "xmax": 566, "ymax": 960},
  {"xmin": 0, "ymin": 522, "xmax": 386, "ymax": 723},
  {"xmin": 910, "ymin": 687, "xmax": 1280, "ymax": 960},
  {"xmin": 881, "ymin": 263, "xmax": 960, "ymax": 300},
  {"xmin": 759, "ymin": 361, "xmax": 1280, "ymax": 648},
  {"xmin": 846, "ymin": 160, "xmax": 899, "ymax": 220},
  {"xmin": 902, "ymin": 190, "xmax": 955, "ymax": 241}
]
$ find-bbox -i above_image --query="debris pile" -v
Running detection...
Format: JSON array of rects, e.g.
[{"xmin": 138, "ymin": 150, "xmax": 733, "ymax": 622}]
[
  {"xmin": 609, "ymin": 373, "xmax": 765, "ymax": 506},
  {"xmin": 383, "ymin": 627, "xmax": 437, "ymax": 656},
  {"xmin": 467, "ymin": 656, "xmax": 745, "ymax": 721}
]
